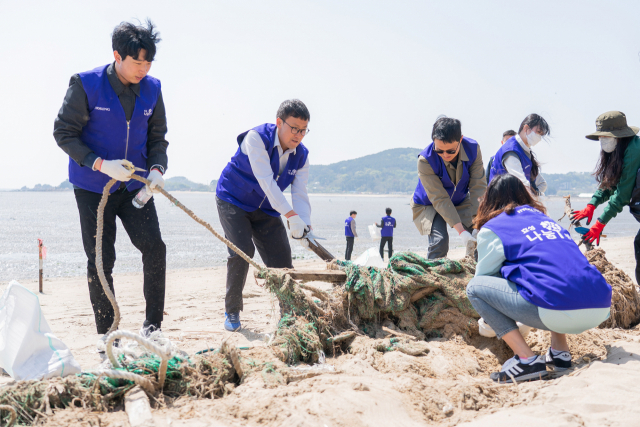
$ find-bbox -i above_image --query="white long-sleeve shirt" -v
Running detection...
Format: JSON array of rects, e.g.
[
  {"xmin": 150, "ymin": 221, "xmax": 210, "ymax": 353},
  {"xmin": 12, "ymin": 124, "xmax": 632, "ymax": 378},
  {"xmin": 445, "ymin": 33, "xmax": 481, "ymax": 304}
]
[
  {"xmin": 503, "ymin": 134, "xmax": 547, "ymax": 195},
  {"xmin": 241, "ymin": 130, "xmax": 312, "ymax": 225}
]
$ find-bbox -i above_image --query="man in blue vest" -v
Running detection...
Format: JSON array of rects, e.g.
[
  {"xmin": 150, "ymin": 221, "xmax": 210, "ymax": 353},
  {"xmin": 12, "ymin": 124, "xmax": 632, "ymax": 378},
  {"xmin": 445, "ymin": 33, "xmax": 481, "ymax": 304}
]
[
  {"xmin": 216, "ymin": 99, "xmax": 312, "ymax": 331},
  {"xmin": 344, "ymin": 211, "xmax": 358, "ymax": 260},
  {"xmin": 485, "ymin": 130, "xmax": 516, "ymax": 184},
  {"xmin": 53, "ymin": 20, "xmax": 168, "ymax": 350},
  {"xmin": 411, "ymin": 117, "xmax": 486, "ymax": 259},
  {"xmin": 376, "ymin": 208, "xmax": 396, "ymax": 260}
]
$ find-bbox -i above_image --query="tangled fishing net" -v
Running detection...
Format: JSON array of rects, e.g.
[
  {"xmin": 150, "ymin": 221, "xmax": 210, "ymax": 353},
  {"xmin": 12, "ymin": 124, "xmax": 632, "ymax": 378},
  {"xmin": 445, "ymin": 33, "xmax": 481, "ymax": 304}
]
[
  {"xmin": 258, "ymin": 252, "xmax": 479, "ymax": 364},
  {"xmin": 3, "ymin": 246, "xmax": 640, "ymax": 425}
]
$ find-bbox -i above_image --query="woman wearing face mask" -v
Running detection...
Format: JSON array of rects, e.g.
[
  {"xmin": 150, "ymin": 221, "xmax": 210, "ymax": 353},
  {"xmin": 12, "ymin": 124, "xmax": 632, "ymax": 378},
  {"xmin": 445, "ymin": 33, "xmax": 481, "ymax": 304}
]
[
  {"xmin": 571, "ymin": 111, "xmax": 640, "ymax": 283},
  {"xmin": 488, "ymin": 114, "xmax": 550, "ymax": 196}
]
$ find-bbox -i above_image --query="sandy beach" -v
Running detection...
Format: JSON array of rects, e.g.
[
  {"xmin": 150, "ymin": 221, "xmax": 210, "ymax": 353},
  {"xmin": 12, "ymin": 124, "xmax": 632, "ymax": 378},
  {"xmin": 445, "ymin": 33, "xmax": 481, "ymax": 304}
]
[{"xmin": 1, "ymin": 237, "xmax": 639, "ymax": 426}]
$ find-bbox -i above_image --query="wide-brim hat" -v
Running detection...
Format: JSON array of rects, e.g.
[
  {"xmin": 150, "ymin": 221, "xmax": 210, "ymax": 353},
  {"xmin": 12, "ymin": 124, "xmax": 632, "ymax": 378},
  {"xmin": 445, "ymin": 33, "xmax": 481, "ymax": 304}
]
[{"xmin": 585, "ymin": 111, "xmax": 639, "ymax": 140}]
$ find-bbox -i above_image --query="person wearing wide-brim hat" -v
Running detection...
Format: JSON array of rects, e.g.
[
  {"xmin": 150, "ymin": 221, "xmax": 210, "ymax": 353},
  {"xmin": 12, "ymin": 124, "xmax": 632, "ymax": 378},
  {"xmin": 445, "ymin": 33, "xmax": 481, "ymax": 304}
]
[{"xmin": 571, "ymin": 111, "xmax": 640, "ymax": 283}]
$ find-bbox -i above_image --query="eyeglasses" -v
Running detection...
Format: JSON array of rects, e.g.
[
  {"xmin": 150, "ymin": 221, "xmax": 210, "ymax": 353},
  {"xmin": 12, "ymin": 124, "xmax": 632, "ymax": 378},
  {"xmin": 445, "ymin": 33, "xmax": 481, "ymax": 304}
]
[
  {"xmin": 282, "ymin": 120, "xmax": 310, "ymax": 136},
  {"xmin": 434, "ymin": 140, "xmax": 461, "ymax": 155}
]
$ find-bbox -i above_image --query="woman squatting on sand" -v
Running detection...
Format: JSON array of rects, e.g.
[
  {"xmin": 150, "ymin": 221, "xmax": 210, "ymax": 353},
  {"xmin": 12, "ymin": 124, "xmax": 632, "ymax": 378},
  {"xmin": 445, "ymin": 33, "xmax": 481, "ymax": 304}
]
[{"xmin": 466, "ymin": 174, "xmax": 612, "ymax": 383}]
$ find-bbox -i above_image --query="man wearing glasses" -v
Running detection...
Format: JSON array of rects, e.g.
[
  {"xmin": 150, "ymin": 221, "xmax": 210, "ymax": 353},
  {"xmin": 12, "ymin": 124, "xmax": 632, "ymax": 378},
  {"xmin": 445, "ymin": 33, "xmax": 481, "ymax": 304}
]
[
  {"xmin": 216, "ymin": 99, "xmax": 312, "ymax": 331},
  {"xmin": 410, "ymin": 117, "xmax": 486, "ymax": 259}
]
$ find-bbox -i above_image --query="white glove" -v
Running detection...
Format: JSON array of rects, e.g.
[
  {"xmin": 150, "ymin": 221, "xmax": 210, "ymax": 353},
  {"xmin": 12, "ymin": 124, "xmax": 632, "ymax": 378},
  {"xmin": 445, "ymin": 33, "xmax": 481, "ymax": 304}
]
[
  {"xmin": 460, "ymin": 230, "xmax": 476, "ymax": 247},
  {"xmin": 299, "ymin": 238, "xmax": 313, "ymax": 251},
  {"xmin": 98, "ymin": 159, "xmax": 134, "ymax": 181},
  {"xmin": 287, "ymin": 215, "xmax": 308, "ymax": 239},
  {"xmin": 147, "ymin": 169, "xmax": 165, "ymax": 193}
]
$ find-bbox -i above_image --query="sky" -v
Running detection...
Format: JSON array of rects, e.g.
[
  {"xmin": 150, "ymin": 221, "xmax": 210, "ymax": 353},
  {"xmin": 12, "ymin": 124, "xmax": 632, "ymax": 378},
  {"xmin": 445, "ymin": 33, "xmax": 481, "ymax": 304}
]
[{"xmin": 2, "ymin": 0, "xmax": 640, "ymax": 189}]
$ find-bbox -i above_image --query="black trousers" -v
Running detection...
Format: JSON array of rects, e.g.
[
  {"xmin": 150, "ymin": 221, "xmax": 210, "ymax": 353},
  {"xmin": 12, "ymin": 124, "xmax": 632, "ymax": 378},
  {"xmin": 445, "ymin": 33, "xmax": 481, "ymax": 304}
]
[
  {"xmin": 216, "ymin": 197, "xmax": 293, "ymax": 314},
  {"xmin": 345, "ymin": 237, "xmax": 355, "ymax": 260},
  {"xmin": 74, "ymin": 188, "xmax": 166, "ymax": 334},
  {"xmin": 380, "ymin": 236, "xmax": 393, "ymax": 259},
  {"xmin": 634, "ymin": 229, "xmax": 640, "ymax": 286}
]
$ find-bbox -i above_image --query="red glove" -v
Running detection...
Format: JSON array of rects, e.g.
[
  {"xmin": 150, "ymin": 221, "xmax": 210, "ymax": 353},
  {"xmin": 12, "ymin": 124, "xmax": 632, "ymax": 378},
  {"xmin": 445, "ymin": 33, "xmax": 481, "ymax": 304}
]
[
  {"xmin": 583, "ymin": 220, "xmax": 606, "ymax": 246},
  {"xmin": 570, "ymin": 204, "xmax": 595, "ymax": 225}
]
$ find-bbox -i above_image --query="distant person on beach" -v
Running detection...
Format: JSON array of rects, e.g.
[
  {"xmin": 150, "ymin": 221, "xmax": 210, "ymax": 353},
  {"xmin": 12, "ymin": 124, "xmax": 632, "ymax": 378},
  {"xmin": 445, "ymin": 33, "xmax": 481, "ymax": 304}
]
[
  {"xmin": 571, "ymin": 111, "xmax": 640, "ymax": 285},
  {"xmin": 216, "ymin": 99, "xmax": 312, "ymax": 331},
  {"xmin": 468, "ymin": 174, "xmax": 611, "ymax": 383},
  {"xmin": 53, "ymin": 20, "xmax": 168, "ymax": 351},
  {"xmin": 344, "ymin": 211, "xmax": 358, "ymax": 260},
  {"xmin": 411, "ymin": 117, "xmax": 486, "ymax": 259},
  {"xmin": 488, "ymin": 114, "xmax": 549, "ymax": 195},
  {"xmin": 375, "ymin": 208, "xmax": 396, "ymax": 260},
  {"xmin": 485, "ymin": 130, "xmax": 516, "ymax": 184}
]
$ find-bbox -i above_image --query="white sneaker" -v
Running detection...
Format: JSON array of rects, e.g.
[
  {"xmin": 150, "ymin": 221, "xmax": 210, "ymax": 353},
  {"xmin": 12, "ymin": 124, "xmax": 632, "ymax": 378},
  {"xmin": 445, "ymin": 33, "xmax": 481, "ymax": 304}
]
[
  {"xmin": 478, "ymin": 318, "xmax": 533, "ymax": 339},
  {"xmin": 96, "ymin": 334, "xmax": 120, "ymax": 357}
]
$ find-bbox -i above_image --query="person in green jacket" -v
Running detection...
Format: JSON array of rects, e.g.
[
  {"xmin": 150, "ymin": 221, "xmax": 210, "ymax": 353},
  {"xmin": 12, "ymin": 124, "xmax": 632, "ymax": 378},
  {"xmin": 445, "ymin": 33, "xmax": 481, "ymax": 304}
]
[{"xmin": 571, "ymin": 111, "xmax": 640, "ymax": 284}]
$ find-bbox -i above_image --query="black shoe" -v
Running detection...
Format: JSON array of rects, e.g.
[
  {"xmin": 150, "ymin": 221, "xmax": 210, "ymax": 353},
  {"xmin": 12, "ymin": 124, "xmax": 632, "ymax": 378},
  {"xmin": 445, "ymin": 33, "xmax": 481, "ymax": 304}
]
[
  {"xmin": 545, "ymin": 347, "xmax": 572, "ymax": 371},
  {"xmin": 140, "ymin": 320, "xmax": 162, "ymax": 338},
  {"xmin": 490, "ymin": 355, "xmax": 549, "ymax": 383}
]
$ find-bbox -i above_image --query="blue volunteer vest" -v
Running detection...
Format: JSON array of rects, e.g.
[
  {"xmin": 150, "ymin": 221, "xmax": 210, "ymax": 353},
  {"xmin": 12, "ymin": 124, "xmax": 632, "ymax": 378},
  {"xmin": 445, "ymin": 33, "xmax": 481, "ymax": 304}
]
[
  {"xmin": 412, "ymin": 137, "xmax": 479, "ymax": 206},
  {"xmin": 381, "ymin": 216, "xmax": 395, "ymax": 237},
  {"xmin": 488, "ymin": 136, "xmax": 535, "ymax": 187},
  {"xmin": 345, "ymin": 217, "xmax": 355, "ymax": 237},
  {"xmin": 483, "ymin": 206, "xmax": 611, "ymax": 311},
  {"xmin": 216, "ymin": 123, "xmax": 309, "ymax": 217},
  {"xmin": 68, "ymin": 64, "xmax": 160, "ymax": 193}
]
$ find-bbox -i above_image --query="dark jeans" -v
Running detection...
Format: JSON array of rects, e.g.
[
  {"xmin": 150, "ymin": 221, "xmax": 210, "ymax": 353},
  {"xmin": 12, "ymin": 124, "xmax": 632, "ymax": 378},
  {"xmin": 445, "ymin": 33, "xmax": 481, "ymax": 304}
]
[
  {"xmin": 427, "ymin": 212, "xmax": 473, "ymax": 259},
  {"xmin": 345, "ymin": 237, "xmax": 355, "ymax": 260},
  {"xmin": 380, "ymin": 236, "xmax": 393, "ymax": 259},
  {"xmin": 74, "ymin": 187, "xmax": 166, "ymax": 334},
  {"xmin": 634, "ymin": 229, "xmax": 640, "ymax": 286},
  {"xmin": 216, "ymin": 197, "xmax": 293, "ymax": 314}
]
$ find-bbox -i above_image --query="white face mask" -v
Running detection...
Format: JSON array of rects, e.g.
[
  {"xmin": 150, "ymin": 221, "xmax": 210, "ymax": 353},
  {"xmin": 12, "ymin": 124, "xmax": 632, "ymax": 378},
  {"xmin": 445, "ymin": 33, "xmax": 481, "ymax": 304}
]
[
  {"xmin": 525, "ymin": 130, "xmax": 542, "ymax": 147},
  {"xmin": 600, "ymin": 136, "xmax": 617, "ymax": 153}
]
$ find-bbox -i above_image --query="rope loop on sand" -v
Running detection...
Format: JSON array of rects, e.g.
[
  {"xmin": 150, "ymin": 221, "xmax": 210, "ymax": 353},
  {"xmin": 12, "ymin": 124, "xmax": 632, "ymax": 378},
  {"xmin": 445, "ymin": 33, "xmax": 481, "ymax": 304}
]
[
  {"xmin": 95, "ymin": 174, "xmax": 265, "ymax": 334},
  {"xmin": 0, "ymin": 404, "xmax": 17, "ymax": 427},
  {"xmin": 104, "ymin": 330, "xmax": 171, "ymax": 391}
]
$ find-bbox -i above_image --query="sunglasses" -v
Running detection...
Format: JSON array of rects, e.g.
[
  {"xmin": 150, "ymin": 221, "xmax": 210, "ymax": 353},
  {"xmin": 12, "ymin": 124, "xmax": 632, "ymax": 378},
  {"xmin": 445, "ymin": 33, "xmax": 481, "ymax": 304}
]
[{"xmin": 434, "ymin": 140, "xmax": 461, "ymax": 155}]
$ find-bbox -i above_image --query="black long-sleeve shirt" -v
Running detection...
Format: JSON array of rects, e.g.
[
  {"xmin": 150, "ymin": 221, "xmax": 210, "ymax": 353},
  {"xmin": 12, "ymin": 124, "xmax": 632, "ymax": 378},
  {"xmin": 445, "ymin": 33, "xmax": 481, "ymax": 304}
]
[{"xmin": 53, "ymin": 62, "xmax": 169, "ymax": 172}]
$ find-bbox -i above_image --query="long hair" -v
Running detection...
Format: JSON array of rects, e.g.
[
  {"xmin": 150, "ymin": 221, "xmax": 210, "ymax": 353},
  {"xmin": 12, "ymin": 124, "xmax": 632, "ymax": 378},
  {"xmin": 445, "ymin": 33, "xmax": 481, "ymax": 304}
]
[
  {"xmin": 594, "ymin": 136, "xmax": 633, "ymax": 190},
  {"xmin": 518, "ymin": 114, "xmax": 550, "ymax": 182},
  {"xmin": 474, "ymin": 174, "xmax": 547, "ymax": 230}
]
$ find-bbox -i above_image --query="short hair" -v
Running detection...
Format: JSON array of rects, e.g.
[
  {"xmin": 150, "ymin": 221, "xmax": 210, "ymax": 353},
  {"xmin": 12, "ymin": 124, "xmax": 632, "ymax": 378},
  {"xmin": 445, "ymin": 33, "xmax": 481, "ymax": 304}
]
[
  {"xmin": 518, "ymin": 114, "xmax": 550, "ymax": 136},
  {"xmin": 385, "ymin": 208, "xmax": 392, "ymax": 215},
  {"xmin": 431, "ymin": 117, "xmax": 462, "ymax": 143},
  {"xmin": 112, "ymin": 19, "xmax": 161, "ymax": 62},
  {"xmin": 277, "ymin": 99, "xmax": 310, "ymax": 122},
  {"xmin": 350, "ymin": 210, "xmax": 357, "ymax": 216},
  {"xmin": 502, "ymin": 130, "xmax": 517, "ymax": 138}
]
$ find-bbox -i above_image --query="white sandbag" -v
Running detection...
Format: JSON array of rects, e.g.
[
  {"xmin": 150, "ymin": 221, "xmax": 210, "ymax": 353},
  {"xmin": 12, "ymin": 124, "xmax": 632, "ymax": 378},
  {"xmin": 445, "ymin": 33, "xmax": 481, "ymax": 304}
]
[
  {"xmin": 0, "ymin": 281, "xmax": 81, "ymax": 380},
  {"xmin": 368, "ymin": 224, "xmax": 381, "ymax": 241},
  {"xmin": 353, "ymin": 247, "xmax": 386, "ymax": 268}
]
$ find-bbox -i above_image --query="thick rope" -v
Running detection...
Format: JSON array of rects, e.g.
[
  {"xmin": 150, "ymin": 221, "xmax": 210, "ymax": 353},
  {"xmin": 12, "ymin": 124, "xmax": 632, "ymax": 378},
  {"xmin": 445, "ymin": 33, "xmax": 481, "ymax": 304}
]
[
  {"xmin": 96, "ymin": 369, "xmax": 156, "ymax": 394},
  {"xmin": 105, "ymin": 330, "xmax": 171, "ymax": 389},
  {"xmin": 95, "ymin": 174, "xmax": 265, "ymax": 334},
  {"xmin": 0, "ymin": 405, "xmax": 17, "ymax": 427}
]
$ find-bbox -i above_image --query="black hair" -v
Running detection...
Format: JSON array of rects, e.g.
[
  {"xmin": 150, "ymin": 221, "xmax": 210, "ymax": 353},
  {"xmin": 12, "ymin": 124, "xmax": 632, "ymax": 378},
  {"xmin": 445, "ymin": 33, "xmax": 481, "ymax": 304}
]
[
  {"xmin": 502, "ymin": 130, "xmax": 517, "ymax": 138},
  {"xmin": 385, "ymin": 208, "xmax": 392, "ymax": 215},
  {"xmin": 350, "ymin": 210, "xmax": 357, "ymax": 216},
  {"xmin": 594, "ymin": 136, "xmax": 633, "ymax": 190},
  {"xmin": 431, "ymin": 117, "xmax": 462, "ymax": 143},
  {"xmin": 518, "ymin": 114, "xmax": 550, "ymax": 136},
  {"xmin": 517, "ymin": 114, "xmax": 550, "ymax": 182},
  {"xmin": 475, "ymin": 174, "xmax": 547, "ymax": 230},
  {"xmin": 112, "ymin": 19, "xmax": 161, "ymax": 62},
  {"xmin": 277, "ymin": 99, "xmax": 310, "ymax": 122}
]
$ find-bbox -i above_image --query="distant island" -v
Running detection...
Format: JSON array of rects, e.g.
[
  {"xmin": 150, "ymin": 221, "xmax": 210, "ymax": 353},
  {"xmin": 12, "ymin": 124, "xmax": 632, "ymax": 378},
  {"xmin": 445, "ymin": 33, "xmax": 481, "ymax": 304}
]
[{"xmin": 15, "ymin": 148, "xmax": 600, "ymax": 196}]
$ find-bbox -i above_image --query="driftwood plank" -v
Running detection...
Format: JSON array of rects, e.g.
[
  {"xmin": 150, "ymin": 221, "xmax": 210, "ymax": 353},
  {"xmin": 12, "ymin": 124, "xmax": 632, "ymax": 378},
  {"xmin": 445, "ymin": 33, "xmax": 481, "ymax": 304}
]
[{"xmin": 289, "ymin": 270, "xmax": 347, "ymax": 282}]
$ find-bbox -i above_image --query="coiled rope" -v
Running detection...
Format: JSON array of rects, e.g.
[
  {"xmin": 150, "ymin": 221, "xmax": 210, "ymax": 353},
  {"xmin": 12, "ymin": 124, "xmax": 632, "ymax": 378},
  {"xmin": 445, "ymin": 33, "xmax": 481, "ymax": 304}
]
[
  {"xmin": 95, "ymin": 173, "xmax": 266, "ymax": 393},
  {"xmin": 0, "ymin": 405, "xmax": 17, "ymax": 427}
]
